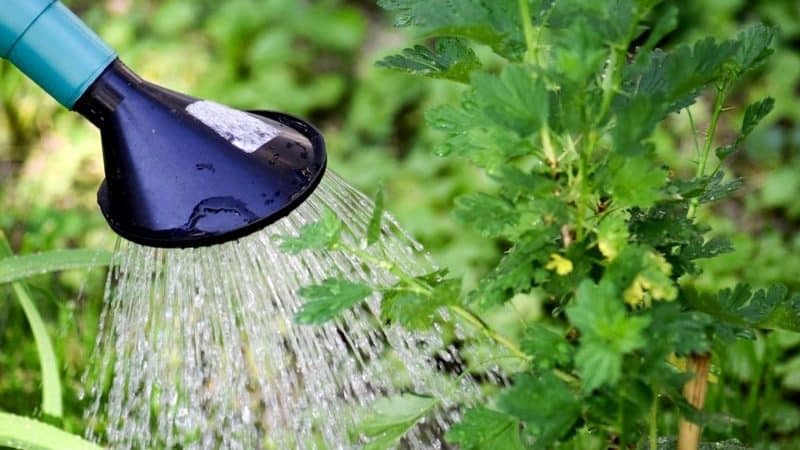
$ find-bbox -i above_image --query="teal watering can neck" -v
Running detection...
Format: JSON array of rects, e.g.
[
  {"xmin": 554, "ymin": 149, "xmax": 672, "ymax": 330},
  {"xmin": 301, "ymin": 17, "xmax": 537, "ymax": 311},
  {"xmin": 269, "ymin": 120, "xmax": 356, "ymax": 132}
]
[{"xmin": 0, "ymin": 0, "xmax": 116, "ymax": 108}]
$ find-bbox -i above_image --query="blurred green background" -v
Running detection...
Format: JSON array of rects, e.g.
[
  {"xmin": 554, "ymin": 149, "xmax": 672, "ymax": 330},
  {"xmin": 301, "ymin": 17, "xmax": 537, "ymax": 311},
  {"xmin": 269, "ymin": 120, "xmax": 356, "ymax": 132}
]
[{"xmin": 0, "ymin": 0, "xmax": 798, "ymax": 446}]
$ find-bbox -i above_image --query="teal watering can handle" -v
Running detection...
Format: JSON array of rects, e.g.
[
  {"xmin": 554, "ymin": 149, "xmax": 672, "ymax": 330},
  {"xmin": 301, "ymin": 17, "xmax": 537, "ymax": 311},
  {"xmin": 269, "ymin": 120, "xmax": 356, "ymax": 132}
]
[{"xmin": 0, "ymin": 0, "xmax": 116, "ymax": 108}]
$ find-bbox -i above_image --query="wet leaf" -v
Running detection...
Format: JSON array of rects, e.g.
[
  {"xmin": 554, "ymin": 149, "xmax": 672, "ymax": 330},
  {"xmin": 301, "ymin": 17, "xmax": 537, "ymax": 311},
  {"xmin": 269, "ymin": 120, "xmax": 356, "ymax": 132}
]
[
  {"xmin": 279, "ymin": 208, "xmax": 342, "ymax": 254},
  {"xmin": 367, "ymin": 186, "xmax": 385, "ymax": 246},
  {"xmin": 377, "ymin": 38, "xmax": 482, "ymax": 82},
  {"xmin": 295, "ymin": 278, "xmax": 373, "ymax": 324},
  {"xmin": 358, "ymin": 394, "xmax": 437, "ymax": 450},
  {"xmin": 446, "ymin": 406, "xmax": 525, "ymax": 450}
]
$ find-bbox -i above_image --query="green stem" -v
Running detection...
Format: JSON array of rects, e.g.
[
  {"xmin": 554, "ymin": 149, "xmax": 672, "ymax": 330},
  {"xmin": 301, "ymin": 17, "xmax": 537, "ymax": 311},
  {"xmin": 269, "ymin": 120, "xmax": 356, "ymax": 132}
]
[
  {"xmin": 449, "ymin": 305, "xmax": 529, "ymax": 361},
  {"xmin": 688, "ymin": 83, "xmax": 728, "ymax": 218},
  {"xmin": 575, "ymin": 131, "xmax": 598, "ymax": 242},
  {"xmin": 687, "ymin": 108, "xmax": 703, "ymax": 161},
  {"xmin": 649, "ymin": 394, "xmax": 659, "ymax": 450},
  {"xmin": 517, "ymin": 0, "xmax": 537, "ymax": 64}
]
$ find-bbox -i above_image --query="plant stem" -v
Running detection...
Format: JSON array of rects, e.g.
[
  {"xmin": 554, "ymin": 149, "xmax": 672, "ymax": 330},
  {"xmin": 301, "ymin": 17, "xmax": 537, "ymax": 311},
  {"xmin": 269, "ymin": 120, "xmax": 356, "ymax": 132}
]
[
  {"xmin": 517, "ymin": 0, "xmax": 537, "ymax": 64},
  {"xmin": 688, "ymin": 84, "xmax": 728, "ymax": 218},
  {"xmin": 678, "ymin": 353, "xmax": 712, "ymax": 450},
  {"xmin": 449, "ymin": 305, "xmax": 529, "ymax": 361},
  {"xmin": 687, "ymin": 107, "xmax": 703, "ymax": 161},
  {"xmin": 649, "ymin": 394, "xmax": 659, "ymax": 450}
]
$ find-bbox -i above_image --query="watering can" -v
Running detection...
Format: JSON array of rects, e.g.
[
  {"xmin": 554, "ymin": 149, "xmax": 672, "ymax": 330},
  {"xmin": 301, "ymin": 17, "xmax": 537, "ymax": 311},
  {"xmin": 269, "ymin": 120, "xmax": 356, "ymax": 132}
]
[{"xmin": 0, "ymin": 0, "xmax": 327, "ymax": 248}]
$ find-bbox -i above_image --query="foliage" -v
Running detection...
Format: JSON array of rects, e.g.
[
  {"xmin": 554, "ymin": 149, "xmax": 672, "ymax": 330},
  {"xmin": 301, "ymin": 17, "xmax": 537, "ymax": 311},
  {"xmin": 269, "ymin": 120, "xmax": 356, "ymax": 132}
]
[
  {"xmin": 0, "ymin": 411, "xmax": 103, "ymax": 450},
  {"xmin": 280, "ymin": 0, "xmax": 800, "ymax": 448},
  {"xmin": 0, "ymin": 0, "xmax": 799, "ymax": 448}
]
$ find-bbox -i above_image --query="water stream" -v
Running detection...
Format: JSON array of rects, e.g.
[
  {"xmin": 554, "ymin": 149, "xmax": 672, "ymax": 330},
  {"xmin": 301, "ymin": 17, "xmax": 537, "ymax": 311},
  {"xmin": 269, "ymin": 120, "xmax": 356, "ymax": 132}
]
[{"xmin": 82, "ymin": 172, "xmax": 480, "ymax": 449}]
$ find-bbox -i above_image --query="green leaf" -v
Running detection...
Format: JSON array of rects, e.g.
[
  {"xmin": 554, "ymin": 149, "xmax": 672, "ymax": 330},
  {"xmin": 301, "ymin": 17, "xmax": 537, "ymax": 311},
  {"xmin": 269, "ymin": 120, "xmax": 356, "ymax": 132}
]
[
  {"xmin": 623, "ymin": 36, "xmax": 738, "ymax": 118},
  {"xmin": 0, "ymin": 249, "xmax": 113, "ymax": 284},
  {"xmin": 367, "ymin": 186, "xmax": 386, "ymax": 246},
  {"xmin": 454, "ymin": 192, "xmax": 516, "ymax": 238},
  {"xmin": 698, "ymin": 171, "xmax": 743, "ymax": 203},
  {"xmin": 295, "ymin": 279, "xmax": 373, "ymax": 324},
  {"xmin": 0, "ymin": 234, "xmax": 62, "ymax": 418},
  {"xmin": 381, "ymin": 277, "xmax": 459, "ymax": 330},
  {"xmin": 685, "ymin": 284, "xmax": 800, "ymax": 333},
  {"xmin": 469, "ymin": 231, "xmax": 554, "ymax": 308},
  {"xmin": 377, "ymin": 38, "xmax": 482, "ymax": 82},
  {"xmin": 566, "ymin": 280, "xmax": 651, "ymax": 391},
  {"xmin": 605, "ymin": 155, "xmax": 668, "ymax": 208},
  {"xmin": 279, "ymin": 209, "xmax": 342, "ymax": 254},
  {"xmin": 376, "ymin": 0, "xmax": 526, "ymax": 60},
  {"xmin": 521, "ymin": 324, "xmax": 572, "ymax": 369},
  {"xmin": 0, "ymin": 412, "xmax": 104, "ymax": 450},
  {"xmin": 497, "ymin": 372, "xmax": 581, "ymax": 447},
  {"xmin": 629, "ymin": 202, "xmax": 733, "ymax": 276},
  {"xmin": 733, "ymin": 23, "xmax": 776, "ymax": 74},
  {"xmin": 741, "ymin": 97, "xmax": 775, "ymax": 136},
  {"xmin": 446, "ymin": 406, "xmax": 524, "ymax": 450},
  {"xmin": 426, "ymin": 112, "xmax": 527, "ymax": 168},
  {"xmin": 716, "ymin": 97, "xmax": 774, "ymax": 161},
  {"xmin": 358, "ymin": 394, "xmax": 437, "ymax": 450},
  {"xmin": 471, "ymin": 65, "xmax": 549, "ymax": 136}
]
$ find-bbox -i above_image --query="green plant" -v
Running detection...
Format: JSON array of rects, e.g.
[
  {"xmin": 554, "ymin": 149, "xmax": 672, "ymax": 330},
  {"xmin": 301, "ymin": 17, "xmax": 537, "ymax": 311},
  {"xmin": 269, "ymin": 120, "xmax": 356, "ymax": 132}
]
[
  {"xmin": 0, "ymin": 231, "xmax": 111, "ymax": 449},
  {"xmin": 282, "ymin": 0, "xmax": 799, "ymax": 448}
]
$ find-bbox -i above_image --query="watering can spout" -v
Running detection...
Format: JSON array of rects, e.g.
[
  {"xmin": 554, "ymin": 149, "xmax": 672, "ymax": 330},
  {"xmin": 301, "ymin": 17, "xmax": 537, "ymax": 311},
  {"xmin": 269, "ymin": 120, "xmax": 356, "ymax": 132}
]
[
  {"xmin": 74, "ymin": 60, "xmax": 326, "ymax": 248},
  {"xmin": 1, "ymin": 1, "xmax": 327, "ymax": 248}
]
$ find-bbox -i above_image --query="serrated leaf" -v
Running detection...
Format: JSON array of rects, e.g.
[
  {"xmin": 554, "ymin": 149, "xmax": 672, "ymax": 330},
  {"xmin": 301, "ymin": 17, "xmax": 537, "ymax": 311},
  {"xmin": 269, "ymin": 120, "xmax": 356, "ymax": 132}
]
[
  {"xmin": 521, "ymin": 324, "xmax": 572, "ymax": 369},
  {"xmin": 716, "ymin": 97, "xmax": 775, "ymax": 161},
  {"xmin": 367, "ymin": 186, "xmax": 385, "ymax": 246},
  {"xmin": 469, "ymin": 231, "xmax": 554, "ymax": 308},
  {"xmin": 647, "ymin": 303, "xmax": 713, "ymax": 357},
  {"xmin": 295, "ymin": 279, "xmax": 373, "ymax": 324},
  {"xmin": 699, "ymin": 172, "xmax": 743, "ymax": 203},
  {"xmin": 377, "ymin": 38, "xmax": 481, "ymax": 82},
  {"xmin": 606, "ymin": 155, "xmax": 668, "ymax": 208},
  {"xmin": 471, "ymin": 65, "xmax": 549, "ymax": 136},
  {"xmin": 733, "ymin": 23, "xmax": 776, "ymax": 74},
  {"xmin": 446, "ymin": 406, "xmax": 524, "ymax": 450},
  {"xmin": 381, "ymin": 278, "xmax": 459, "ymax": 330},
  {"xmin": 566, "ymin": 280, "xmax": 651, "ymax": 391},
  {"xmin": 454, "ymin": 192, "xmax": 516, "ymax": 238},
  {"xmin": 358, "ymin": 394, "xmax": 437, "ymax": 450},
  {"xmin": 279, "ymin": 208, "xmax": 342, "ymax": 254},
  {"xmin": 626, "ymin": 37, "xmax": 738, "ymax": 114},
  {"xmin": 629, "ymin": 202, "xmax": 732, "ymax": 276},
  {"xmin": 685, "ymin": 284, "xmax": 800, "ymax": 333},
  {"xmin": 741, "ymin": 97, "xmax": 775, "ymax": 136},
  {"xmin": 377, "ymin": 0, "xmax": 526, "ymax": 60},
  {"xmin": 497, "ymin": 372, "xmax": 580, "ymax": 447}
]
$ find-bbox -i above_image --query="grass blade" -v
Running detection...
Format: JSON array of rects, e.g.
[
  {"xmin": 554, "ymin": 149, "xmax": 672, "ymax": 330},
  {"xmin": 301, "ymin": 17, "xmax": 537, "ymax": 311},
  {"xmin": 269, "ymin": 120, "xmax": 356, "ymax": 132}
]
[
  {"xmin": 0, "ymin": 233, "xmax": 63, "ymax": 418},
  {"xmin": 0, "ymin": 412, "xmax": 104, "ymax": 450},
  {"xmin": 0, "ymin": 249, "xmax": 113, "ymax": 284}
]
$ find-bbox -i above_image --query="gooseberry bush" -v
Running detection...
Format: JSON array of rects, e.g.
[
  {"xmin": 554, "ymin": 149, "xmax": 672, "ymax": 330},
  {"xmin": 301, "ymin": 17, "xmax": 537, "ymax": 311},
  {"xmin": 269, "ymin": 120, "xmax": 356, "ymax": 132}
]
[{"xmin": 283, "ymin": 0, "xmax": 799, "ymax": 448}]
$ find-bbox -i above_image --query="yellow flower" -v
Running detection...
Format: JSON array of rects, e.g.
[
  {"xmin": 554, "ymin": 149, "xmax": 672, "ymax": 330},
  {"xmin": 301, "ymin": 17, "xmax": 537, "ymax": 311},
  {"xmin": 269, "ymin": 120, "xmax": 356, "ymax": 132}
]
[{"xmin": 546, "ymin": 253, "xmax": 573, "ymax": 276}]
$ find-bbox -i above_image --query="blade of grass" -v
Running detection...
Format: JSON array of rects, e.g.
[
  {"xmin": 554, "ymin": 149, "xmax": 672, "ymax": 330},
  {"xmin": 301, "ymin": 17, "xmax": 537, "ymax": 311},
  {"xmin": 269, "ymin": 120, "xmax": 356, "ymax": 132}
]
[
  {"xmin": 0, "ymin": 233, "xmax": 63, "ymax": 418},
  {"xmin": 0, "ymin": 411, "xmax": 104, "ymax": 450},
  {"xmin": 0, "ymin": 249, "xmax": 113, "ymax": 284}
]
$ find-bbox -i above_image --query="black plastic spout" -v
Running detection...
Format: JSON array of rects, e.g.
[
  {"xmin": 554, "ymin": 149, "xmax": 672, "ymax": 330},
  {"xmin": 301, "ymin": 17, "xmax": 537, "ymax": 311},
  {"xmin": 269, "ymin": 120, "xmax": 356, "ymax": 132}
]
[{"xmin": 74, "ymin": 60, "xmax": 326, "ymax": 248}]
